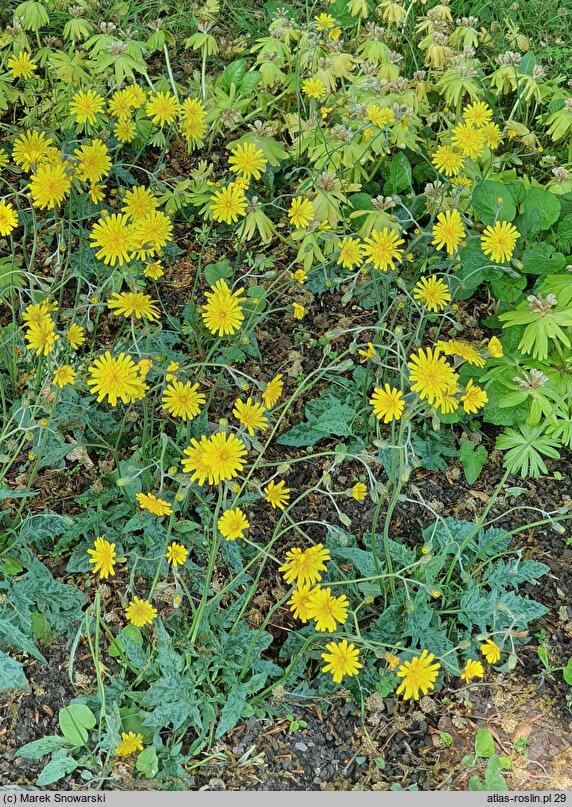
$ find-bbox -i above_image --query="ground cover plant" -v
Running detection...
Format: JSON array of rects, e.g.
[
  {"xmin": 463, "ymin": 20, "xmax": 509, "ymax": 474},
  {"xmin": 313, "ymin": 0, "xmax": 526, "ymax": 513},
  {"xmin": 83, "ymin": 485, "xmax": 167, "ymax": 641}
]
[{"xmin": 0, "ymin": 0, "xmax": 571, "ymax": 791}]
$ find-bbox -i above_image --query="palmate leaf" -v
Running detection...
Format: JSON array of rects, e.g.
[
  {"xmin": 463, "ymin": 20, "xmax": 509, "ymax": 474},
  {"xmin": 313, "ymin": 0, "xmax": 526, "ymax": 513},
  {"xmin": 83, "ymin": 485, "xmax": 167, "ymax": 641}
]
[{"xmin": 496, "ymin": 425, "xmax": 560, "ymax": 478}]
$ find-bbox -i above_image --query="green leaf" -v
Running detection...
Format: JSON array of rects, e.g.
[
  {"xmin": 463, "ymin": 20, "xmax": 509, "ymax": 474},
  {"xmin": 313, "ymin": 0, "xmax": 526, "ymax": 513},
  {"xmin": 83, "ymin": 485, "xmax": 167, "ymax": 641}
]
[
  {"xmin": 537, "ymin": 646, "xmax": 549, "ymax": 669},
  {"xmin": 0, "ymin": 616, "xmax": 46, "ymax": 662},
  {"xmin": 215, "ymin": 682, "xmax": 247, "ymax": 738},
  {"xmin": 474, "ymin": 727, "xmax": 495, "ymax": 758},
  {"xmin": 562, "ymin": 658, "xmax": 572, "ymax": 686},
  {"xmin": 557, "ymin": 213, "xmax": 572, "ymax": 250},
  {"xmin": 36, "ymin": 753, "xmax": 78, "ymax": 787},
  {"xmin": 387, "ymin": 154, "xmax": 412, "ymax": 193},
  {"xmin": 17, "ymin": 736, "xmax": 68, "ymax": 760},
  {"xmin": 0, "ymin": 650, "xmax": 28, "ymax": 692},
  {"xmin": 58, "ymin": 704, "xmax": 96, "ymax": 747},
  {"xmin": 490, "ymin": 270, "xmax": 526, "ymax": 303},
  {"xmin": 483, "ymin": 755, "xmax": 508, "ymax": 790},
  {"xmin": 136, "ymin": 746, "xmax": 158, "ymax": 778},
  {"xmin": 472, "ymin": 181, "xmax": 516, "ymax": 225},
  {"xmin": 521, "ymin": 243, "xmax": 566, "ymax": 276},
  {"xmin": 204, "ymin": 261, "xmax": 233, "ymax": 286},
  {"xmin": 440, "ymin": 732, "xmax": 453, "ymax": 746},
  {"xmin": 523, "ymin": 187, "xmax": 561, "ymax": 231},
  {"xmin": 460, "ymin": 441, "xmax": 488, "ymax": 484},
  {"xmin": 220, "ymin": 58, "xmax": 247, "ymax": 91}
]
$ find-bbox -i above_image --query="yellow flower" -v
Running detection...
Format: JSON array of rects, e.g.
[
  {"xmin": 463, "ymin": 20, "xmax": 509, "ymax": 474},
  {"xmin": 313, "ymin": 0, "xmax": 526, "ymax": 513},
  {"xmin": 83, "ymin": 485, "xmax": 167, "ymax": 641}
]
[
  {"xmin": 218, "ymin": 507, "xmax": 249, "ymax": 541},
  {"xmin": 179, "ymin": 97, "xmax": 207, "ymax": 142},
  {"xmin": 115, "ymin": 732, "xmax": 143, "ymax": 757},
  {"xmin": 320, "ymin": 106, "xmax": 333, "ymax": 119},
  {"xmin": 8, "ymin": 51, "xmax": 36, "ymax": 79},
  {"xmin": 165, "ymin": 361, "xmax": 179, "ymax": 381},
  {"xmin": 451, "ymin": 176, "xmax": 472, "ymax": 189},
  {"xmin": 279, "ymin": 544, "xmax": 330, "ymax": 586},
  {"xmin": 90, "ymin": 213, "xmax": 135, "ymax": 267},
  {"xmin": 436, "ymin": 339, "xmax": 485, "ymax": 367},
  {"xmin": 122, "ymin": 185, "xmax": 159, "ymax": 220},
  {"xmin": 291, "ymin": 268, "xmax": 308, "ymax": 284},
  {"xmin": 87, "ymin": 536, "xmax": 116, "ymax": 579},
  {"xmin": 108, "ymin": 88, "xmax": 134, "ymax": 119},
  {"xmin": 307, "ymin": 586, "xmax": 349, "ymax": 632},
  {"xmin": 162, "ymin": 380, "xmax": 205, "ymax": 421},
  {"xmin": 407, "ymin": 347, "xmax": 459, "ymax": 407},
  {"xmin": 74, "ymin": 140, "xmax": 111, "ymax": 184},
  {"xmin": 337, "ymin": 237, "xmax": 364, "ymax": 269},
  {"xmin": 210, "ymin": 182, "xmax": 247, "ymax": 224},
  {"xmin": 262, "ymin": 374, "xmax": 283, "ymax": 408},
  {"xmin": 362, "ymin": 227, "xmax": 405, "ymax": 271},
  {"xmin": 302, "ymin": 77, "xmax": 327, "ymax": 99},
  {"xmin": 22, "ymin": 302, "xmax": 51, "ymax": 327},
  {"xmin": 321, "ymin": 639, "xmax": 363, "ymax": 684},
  {"xmin": 125, "ymin": 597, "xmax": 157, "ymax": 627},
  {"xmin": 107, "ymin": 291, "xmax": 160, "ymax": 321},
  {"xmin": 87, "ymin": 352, "xmax": 148, "ymax": 406},
  {"xmin": 358, "ymin": 342, "xmax": 376, "ymax": 361},
  {"xmin": 233, "ymin": 397, "xmax": 268, "ymax": 435},
  {"xmin": 460, "ymin": 659, "xmax": 484, "ymax": 683},
  {"xmin": 365, "ymin": 104, "xmax": 395, "ymax": 128},
  {"xmin": 287, "ymin": 584, "xmax": 315, "ymax": 623},
  {"xmin": 53, "ymin": 365, "xmax": 76, "ymax": 388},
  {"xmin": 144, "ymin": 260, "xmax": 164, "ymax": 279},
  {"xmin": 292, "ymin": 302, "xmax": 305, "ymax": 320},
  {"xmin": 451, "ymin": 122, "xmax": 486, "ymax": 160},
  {"xmin": 181, "ymin": 432, "xmax": 247, "ymax": 486},
  {"xmin": 229, "ymin": 142, "xmax": 267, "ymax": 181},
  {"xmin": 314, "ymin": 12, "xmax": 335, "ymax": 29},
  {"xmin": 396, "ymin": 650, "xmax": 440, "ymax": 700},
  {"xmin": 480, "ymin": 221, "xmax": 520, "ymax": 264},
  {"xmin": 137, "ymin": 358, "xmax": 153, "ymax": 378},
  {"xmin": 432, "ymin": 145, "xmax": 464, "ymax": 177},
  {"xmin": 202, "ymin": 279, "xmax": 246, "ymax": 337},
  {"xmin": 480, "ymin": 638, "xmax": 501, "ymax": 664},
  {"xmin": 166, "ymin": 541, "xmax": 188, "ymax": 566},
  {"xmin": 25, "ymin": 318, "xmax": 58, "ymax": 356},
  {"xmin": 12, "ymin": 130, "xmax": 53, "ymax": 172},
  {"xmin": 136, "ymin": 492, "xmax": 172, "ymax": 517},
  {"xmin": 0, "ymin": 200, "xmax": 18, "ymax": 236},
  {"xmin": 146, "ymin": 91, "xmax": 180, "ymax": 126},
  {"xmin": 487, "ymin": 335, "xmax": 503, "ymax": 358},
  {"xmin": 431, "ymin": 209, "xmax": 465, "ymax": 254},
  {"xmin": 369, "ymin": 384, "xmax": 405, "ymax": 423},
  {"xmin": 463, "ymin": 101, "xmax": 492, "ymax": 127},
  {"xmin": 385, "ymin": 653, "xmax": 400, "ymax": 670},
  {"xmin": 114, "ymin": 119, "xmax": 137, "ymax": 143},
  {"xmin": 351, "ymin": 482, "xmax": 367, "ymax": 501},
  {"xmin": 69, "ymin": 89, "xmax": 105, "ymax": 126},
  {"xmin": 264, "ymin": 479, "xmax": 290, "ymax": 510},
  {"xmin": 88, "ymin": 183, "xmax": 106, "ymax": 204},
  {"xmin": 461, "ymin": 379, "xmax": 488, "ymax": 413},
  {"xmin": 288, "ymin": 197, "xmax": 314, "ymax": 229},
  {"xmin": 435, "ymin": 390, "xmax": 459, "ymax": 415},
  {"xmin": 66, "ymin": 323, "xmax": 85, "ymax": 350},
  {"xmin": 29, "ymin": 160, "xmax": 72, "ymax": 210},
  {"xmin": 482, "ymin": 122, "xmax": 502, "ymax": 149},
  {"xmin": 132, "ymin": 210, "xmax": 173, "ymax": 259},
  {"xmin": 413, "ymin": 275, "xmax": 451, "ymax": 312}
]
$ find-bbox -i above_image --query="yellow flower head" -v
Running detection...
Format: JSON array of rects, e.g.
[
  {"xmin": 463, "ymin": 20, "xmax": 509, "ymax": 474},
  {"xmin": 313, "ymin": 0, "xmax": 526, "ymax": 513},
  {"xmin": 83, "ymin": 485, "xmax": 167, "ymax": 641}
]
[
  {"xmin": 66, "ymin": 323, "xmax": 85, "ymax": 350},
  {"xmin": 90, "ymin": 213, "xmax": 135, "ymax": 267},
  {"xmin": 162, "ymin": 380, "xmax": 205, "ymax": 421},
  {"xmin": 287, "ymin": 583, "xmax": 316, "ymax": 623},
  {"xmin": 53, "ymin": 365, "xmax": 76, "ymax": 388},
  {"xmin": 114, "ymin": 119, "xmax": 137, "ymax": 144},
  {"xmin": 233, "ymin": 397, "xmax": 268, "ymax": 435},
  {"xmin": 25, "ymin": 318, "xmax": 58, "ymax": 356},
  {"xmin": 210, "ymin": 183, "xmax": 247, "ymax": 224},
  {"xmin": 302, "ymin": 77, "xmax": 327, "ymax": 100},
  {"xmin": 407, "ymin": 347, "xmax": 458, "ymax": 407},
  {"xmin": 396, "ymin": 650, "xmax": 440, "ymax": 700},
  {"xmin": 262, "ymin": 374, "xmax": 283, "ymax": 408},
  {"xmin": 288, "ymin": 197, "xmax": 315, "ymax": 229},
  {"xmin": 264, "ymin": 479, "xmax": 291, "ymax": 510},
  {"xmin": 179, "ymin": 97, "xmax": 207, "ymax": 142},
  {"xmin": 29, "ymin": 159, "xmax": 72, "ymax": 210},
  {"xmin": 201, "ymin": 279, "xmax": 246, "ymax": 337},
  {"xmin": 451, "ymin": 122, "xmax": 486, "ymax": 160},
  {"xmin": 461, "ymin": 379, "xmax": 488, "ymax": 413},
  {"xmin": 369, "ymin": 385, "xmax": 405, "ymax": 423},
  {"xmin": 181, "ymin": 432, "xmax": 247, "ymax": 486},
  {"xmin": 228, "ymin": 142, "xmax": 267, "ymax": 181},
  {"xmin": 146, "ymin": 91, "xmax": 180, "ymax": 126},
  {"xmin": 125, "ymin": 597, "xmax": 157, "ymax": 627},
  {"xmin": 413, "ymin": 275, "xmax": 451, "ymax": 312},
  {"xmin": 480, "ymin": 638, "xmax": 501, "ymax": 664},
  {"xmin": 321, "ymin": 639, "xmax": 363, "ymax": 684},
  {"xmin": 136, "ymin": 492, "xmax": 173, "ymax": 517},
  {"xmin": 432, "ymin": 145, "xmax": 464, "ymax": 177},
  {"xmin": 132, "ymin": 210, "xmax": 173, "ymax": 259},
  {"xmin": 292, "ymin": 302, "xmax": 305, "ymax": 320},
  {"xmin": 8, "ymin": 51, "xmax": 36, "ymax": 79},
  {"xmin": 463, "ymin": 101, "xmax": 492, "ymax": 128},
  {"xmin": 365, "ymin": 104, "xmax": 395, "ymax": 128},
  {"xmin": 307, "ymin": 586, "xmax": 349, "ymax": 632},
  {"xmin": 74, "ymin": 140, "xmax": 112, "ymax": 184},
  {"xmin": 13, "ymin": 130, "xmax": 54, "ymax": 172},
  {"xmin": 87, "ymin": 352, "xmax": 148, "ymax": 406},
  {"xmin": 87, "ymin": 536, "xmax": 116, "ymax": 579},
  {"xmin": 436, "ymin": 339, "xmax": 485, "ymax": 367},
  {"xmin": 431, "ymin": 209, "xmax": 465, "ymax": 254},
  {"xmin": 337, "ymin": 237, "xmax": 364, "ymax": 270},
  {"xmin": 362, "ymin": 227, "xmax": 405, "ymax": 271},
  {"xmin": 279, "ymin": 544, "xmax": 330, "ymax": 586},
  {"xmin": 487, "ymin": 335, "xmax": 503, "ymax": 358},
  {"xmin": 218, "ymin": 507, "xmax": 249, "ymax": 541},
  {"xmin": 144, "ymin": 260, "xmax": 164, "ymax": 279},
  {"xmin": 480, "ymin": 221, "xmax": 520, "ymax": 264},
  {"xmin": 0, "ymin": 200, "xmax": 18, "ymax": 236},
  {"xmin": 122, "ymin": 185, "xmax": 159, "ymax": 221},
  {"xmin": 70, "ymin": 89, "xmax": 105, "ymax": 126},
  {"xmin": 166, "ymin": 541, "xmax": 188, "ymax": 566},
  {"xmin": 115, "ymin": 732, "xmax": 143, "ymax": 757},
  {"xmin": 358, "ymin": 342, "xmax": 376, "ymax": 361},
  {"xmin": 107, "ymin": 291, "xmax": 160, "ymax": 321},
  {"xmin": 351, "ymin": 482, "xmax": 367, "ymax": 501},
  {"xmin": 460, "ymin": 659, "xmax": 484, "ymax": 683}
]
